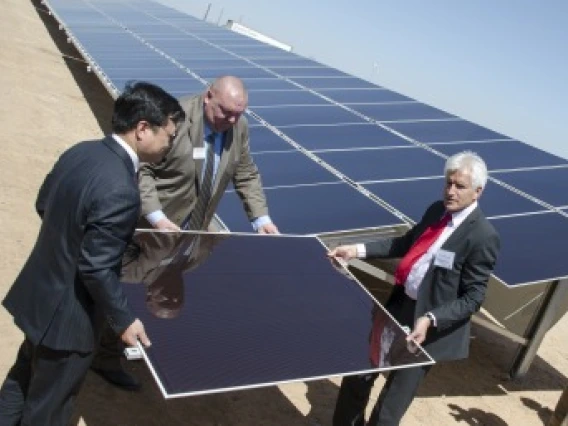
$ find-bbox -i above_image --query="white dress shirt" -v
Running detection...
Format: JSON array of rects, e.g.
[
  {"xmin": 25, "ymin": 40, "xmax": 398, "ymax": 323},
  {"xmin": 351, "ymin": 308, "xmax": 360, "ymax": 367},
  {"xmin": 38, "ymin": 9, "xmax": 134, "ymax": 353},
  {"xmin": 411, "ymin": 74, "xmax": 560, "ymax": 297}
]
[{"xmin": 112, "ymin": 134, "xmax": 139, "ymax": 173}]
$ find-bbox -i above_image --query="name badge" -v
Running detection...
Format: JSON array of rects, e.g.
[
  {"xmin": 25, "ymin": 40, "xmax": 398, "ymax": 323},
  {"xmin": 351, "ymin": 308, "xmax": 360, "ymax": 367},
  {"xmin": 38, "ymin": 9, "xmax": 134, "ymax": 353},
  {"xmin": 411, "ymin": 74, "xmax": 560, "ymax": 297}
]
[
  {"xmin": 193, "ymin": 147, "xmax": 206, "ymax": 160},
  {"xmin": 434, "ymin": 249, "xmax": 455, "ymax": 270}
]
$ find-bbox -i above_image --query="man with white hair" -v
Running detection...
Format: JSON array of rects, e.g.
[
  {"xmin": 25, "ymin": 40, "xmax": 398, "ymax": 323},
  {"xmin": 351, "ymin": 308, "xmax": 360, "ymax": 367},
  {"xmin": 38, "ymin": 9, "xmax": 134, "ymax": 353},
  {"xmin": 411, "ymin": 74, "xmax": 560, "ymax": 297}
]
[{"xmin": 329, "ymin": 151, "xmax": 501, "ymax": 426}]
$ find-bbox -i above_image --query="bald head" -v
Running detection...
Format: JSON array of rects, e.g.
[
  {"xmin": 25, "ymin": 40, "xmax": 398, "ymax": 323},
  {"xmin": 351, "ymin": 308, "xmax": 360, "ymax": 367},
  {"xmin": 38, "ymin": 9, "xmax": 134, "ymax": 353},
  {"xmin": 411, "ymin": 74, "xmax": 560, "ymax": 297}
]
[{"xmin": 203, "ymin": 76, "xmax": 248, "ymax": 132}]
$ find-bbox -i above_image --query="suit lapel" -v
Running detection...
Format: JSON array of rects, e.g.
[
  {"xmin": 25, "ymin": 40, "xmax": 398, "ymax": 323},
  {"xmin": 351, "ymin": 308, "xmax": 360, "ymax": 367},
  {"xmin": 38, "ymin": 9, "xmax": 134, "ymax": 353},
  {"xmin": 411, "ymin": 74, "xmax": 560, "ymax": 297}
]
[
  {"xmin": 189, "ymin": 96, "xmax": 205, "ymax": 186},
  {"xmin": 102, "ymin": 136, "xmax": 135, "ymax": 177},
  {"xmin": 440, "ymin": 207, "xmax": 481, "ymax": 251}
]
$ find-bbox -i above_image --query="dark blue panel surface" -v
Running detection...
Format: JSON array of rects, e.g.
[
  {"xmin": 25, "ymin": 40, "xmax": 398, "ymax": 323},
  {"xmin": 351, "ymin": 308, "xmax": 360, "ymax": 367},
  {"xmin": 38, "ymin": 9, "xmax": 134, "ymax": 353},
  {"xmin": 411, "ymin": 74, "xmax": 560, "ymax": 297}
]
[
  {"xmin": 248, "ymin": 127, "xmax": 295, "ymax": 153},
  {"xmin": 319, "ymin": 89, "xmax": 413, "ymax": 104},
  {"xmin": 252, "ymin": 105, "xmax": 365, "ymax": 126},
  {"xmin": 489, "ymin": 213, "xmax": 568, "ymax": 285},
  {"xmin": 492, "ymin": 167, "xmax": 568, "ymax": 207},
  {"xmin": 217, "ymin": 183, "xmax": 403, "ymax": 234},
  {"xmin": 195, "ymin": 67, "xmax": 274, "ymax": 79},
  {"xmin": 317, "ymin": 148, "xmax": 445, "ymax": 182},
  {"xmin": 179, "ymin": 59, "xmax": 252, "ymax": 68},
  {"xmin": 363, "ymin": 179, "xmax": 546, "ymax": 222},
  {"xmin": 248, "ymin": 90, "xmax": 329, "ymax": 107},
  {"xmin": 386, "ymin": 120, "xmax": 508, "ymax": 143},
  {"xmin": 283, "ymin": 124, "xmax": 412, "ymax": 150},
  {"xmin": 271, "ymin": 67, "xmax": 349, "ymax": 78},
  {"xmin": 112, "ymin": 78, "xmax": 204, "ymax": 94},
  {"xmin": 253, "ymin": 58, "xmax": 323, "ymax": 67},
  {"xmin": 121, "ymin": 232, "xmax": 430, "ymax": 397},
  {"xmin": 104, "ymin": 67, "xmax": 191, "ymax": 79},
  {"xmin": 240, "ymin": 78, "xmax": 298, "ymax": 91},
  {"xmin": 350, "ymin": 103, "xmax": 454, "ymax": 121},
  {"xmin": 433, "ymin": 141, "xmax": 567, "ymax": 170},
  {"xmin": 291, "ymin": 77, "xmax": 379, "ymax": 89},
  {"xmin": 252, "ymin": 152, "xmax": 339, "ymax": 187}
]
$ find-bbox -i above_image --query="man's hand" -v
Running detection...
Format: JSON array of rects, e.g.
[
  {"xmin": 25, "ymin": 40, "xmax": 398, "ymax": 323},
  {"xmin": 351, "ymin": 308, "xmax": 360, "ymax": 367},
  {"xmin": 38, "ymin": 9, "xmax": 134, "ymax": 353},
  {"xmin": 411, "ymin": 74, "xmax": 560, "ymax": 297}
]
[
  {"xmin": 154, "ymin": 217, "xmax": 180, "ymax": 232},
  {"xmin": 257, "ymin": 223, "xmax": 279, "ymax": 234},
  {"xmin": 327, "ymin": 245, "xmax": 358, "ymax": 262},
  {"xmin": 405, "ymin": 316, "xmax": 431, "ymax": 352},
  {"xmin": 121, "ymin": 318, "xmax": 151, "ymax": 348}
]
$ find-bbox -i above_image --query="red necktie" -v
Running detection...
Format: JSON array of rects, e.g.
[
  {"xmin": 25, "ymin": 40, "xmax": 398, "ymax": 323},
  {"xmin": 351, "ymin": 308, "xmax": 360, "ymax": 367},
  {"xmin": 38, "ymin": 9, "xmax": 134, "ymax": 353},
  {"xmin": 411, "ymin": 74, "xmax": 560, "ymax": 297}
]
[{"xmin": 394, "ymin": 213, "xmax": 451, "ymax": 286}]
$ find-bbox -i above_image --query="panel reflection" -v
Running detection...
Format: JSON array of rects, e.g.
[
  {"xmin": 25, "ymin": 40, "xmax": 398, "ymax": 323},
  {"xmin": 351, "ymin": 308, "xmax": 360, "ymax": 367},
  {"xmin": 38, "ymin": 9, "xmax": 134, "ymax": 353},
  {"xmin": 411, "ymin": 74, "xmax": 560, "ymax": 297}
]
[{"xmin": 121, "ymin": 232, "xmax": 433, "ymax": 398}]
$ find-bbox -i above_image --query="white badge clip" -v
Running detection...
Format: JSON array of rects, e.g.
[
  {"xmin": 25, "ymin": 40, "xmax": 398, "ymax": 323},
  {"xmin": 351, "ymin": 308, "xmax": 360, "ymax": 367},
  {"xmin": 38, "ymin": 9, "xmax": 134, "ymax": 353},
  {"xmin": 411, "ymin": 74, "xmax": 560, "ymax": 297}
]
[
  {"xmin": 434, "ymin": 249, "xmax": 455, "ymax": 270},
  {"xmin": 193, "ymin": 147, "xmax": 206, "ymax": 160}
]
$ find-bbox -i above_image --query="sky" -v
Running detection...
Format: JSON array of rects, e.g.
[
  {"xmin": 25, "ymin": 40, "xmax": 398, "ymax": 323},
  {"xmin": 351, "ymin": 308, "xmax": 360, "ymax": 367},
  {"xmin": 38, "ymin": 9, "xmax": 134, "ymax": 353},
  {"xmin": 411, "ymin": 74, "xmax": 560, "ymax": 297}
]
[{"xmin": 158, "ymin": 0, "xmax": 567, "ymax": 159}]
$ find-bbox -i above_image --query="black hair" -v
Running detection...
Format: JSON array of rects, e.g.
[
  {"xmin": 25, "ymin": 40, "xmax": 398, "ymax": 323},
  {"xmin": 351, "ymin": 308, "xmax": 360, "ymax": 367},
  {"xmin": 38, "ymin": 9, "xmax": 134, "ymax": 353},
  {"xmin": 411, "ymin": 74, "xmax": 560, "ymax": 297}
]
[{"xmin": 111, "ymin": 81, "xmax": 185, "ymax": 133}]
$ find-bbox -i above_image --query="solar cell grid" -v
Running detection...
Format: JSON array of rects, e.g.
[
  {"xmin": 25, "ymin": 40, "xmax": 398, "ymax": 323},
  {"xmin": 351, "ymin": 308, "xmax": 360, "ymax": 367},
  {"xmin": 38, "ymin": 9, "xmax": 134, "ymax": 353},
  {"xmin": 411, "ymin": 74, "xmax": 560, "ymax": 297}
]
[
  {"xmin": 217, "ymin": 184, "xmax": 404, "ymax": 234},
  {"xmin": 281, "ymin": 123, "xmax": 413, "ymax": 150},
  {"xmin": 362, "ymin": 179, "xmax": 548, "ymax": 222},
  {"xmin": 317, "ymin": 147, "xmax": 445, "ymax": 182},
  {"xmin": 434, "ymin": 140, "xmax": 568, "ymax": 171},
  {"xmin": 121, "ymin": 232, "xmax": 432, "ymax": 397}
]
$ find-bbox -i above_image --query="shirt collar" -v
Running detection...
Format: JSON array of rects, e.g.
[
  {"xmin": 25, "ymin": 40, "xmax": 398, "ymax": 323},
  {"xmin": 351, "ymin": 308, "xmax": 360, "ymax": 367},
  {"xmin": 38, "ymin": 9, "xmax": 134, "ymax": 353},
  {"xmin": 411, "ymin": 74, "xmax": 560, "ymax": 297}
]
[
  {"xmin": 111, "ymin": 133, "xmax": 139, "ymax": 173},
  {"xmin": 448, "ymin": 201, "xmax": 478, "ymax": 228}
]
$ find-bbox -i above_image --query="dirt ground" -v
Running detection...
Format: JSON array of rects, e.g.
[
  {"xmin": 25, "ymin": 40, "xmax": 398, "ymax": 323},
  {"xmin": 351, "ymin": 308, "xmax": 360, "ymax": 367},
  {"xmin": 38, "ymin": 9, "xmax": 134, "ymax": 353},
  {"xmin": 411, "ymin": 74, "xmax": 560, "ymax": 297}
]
[{"xmin": 1, "ymin": 0, "xmax": 566, "ymax": 424}]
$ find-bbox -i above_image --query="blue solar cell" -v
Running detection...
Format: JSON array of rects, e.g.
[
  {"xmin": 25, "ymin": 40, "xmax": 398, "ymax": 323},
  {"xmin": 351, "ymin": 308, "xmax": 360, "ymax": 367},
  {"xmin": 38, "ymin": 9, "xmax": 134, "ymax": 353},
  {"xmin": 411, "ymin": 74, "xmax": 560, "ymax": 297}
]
[
  {"xmin": 248, "ymin": 127, "xmax": 295, "ymax": 153},
  {"xmin": 252, "ymin": 151, "xmax": 339, "ymax": 187},
  {"xmin": 271, "ymin": 67, "xmax": 350, "ymax": 78},
  {"xmin": 386, "ymin": 120, "xmax": 508, "ymax": 143},
  {"xmin": 491, "ymin": 167, "xmax": 568, "ymax": 207},
  {"xmin": 362, "ymin": 179, "xmax": 547, "ymax": 222},
  {"xmin": 95, "ymin": 58, "xmax": 177, "ymax": 69},
  {"xmin": 292, "ymin": 77, "xmax": 379, "ymax": 89},
  {"xmin": 282, "ymin": 124, "xmax": 412, "ymax": 150},
  {"xmin": 178, "ymin": 59, "xmax": 252, "ymax": 69},
  {"xmin": 121, "ymin": 232, "xmax": 430, "ymax": 397},
  {"xmin": 218, "ymin": 183, "xmax": 403, "ymax": 233},
  {"xmin": 251, "ymin": 105, "xmax": 365, "ymax": 126},
  {"xmin": 349, "ymin": 103, "xmax": 454, "ymax": 122},
  {"xmin": 112, "ymin": 78, "xmax": 204, "ymax": 94},
  {"xmin": 248, "ymin": 90, "xmax": 329, "ymax": 107},
  {"xmin": 319, "ymin": 89, "xmax": 413, "ymax": 104},
  {"xmin": 240, "ymin": 78, "xmax": 297, "ymax": 90},
  {"xmin": 432, "ymin": 141, "xmax": 567, "ymax": 170},
  {"xmin": 317, "ymin": 147, "xmax": 445, "ymax": 182},
  {"xmin": 489, "ymin": 213, "xmax": 568, "ymax": 285},
  {"xmin": 195, "ymin": 67, "xmax": 275, "ymax": 79},
  {"xmin": 103, "ymin": 67, "xmax": 191, "ymax": 79},
  {"xmin": 253, "ymin": 58, "xmax": 323, "ymax": 67}
]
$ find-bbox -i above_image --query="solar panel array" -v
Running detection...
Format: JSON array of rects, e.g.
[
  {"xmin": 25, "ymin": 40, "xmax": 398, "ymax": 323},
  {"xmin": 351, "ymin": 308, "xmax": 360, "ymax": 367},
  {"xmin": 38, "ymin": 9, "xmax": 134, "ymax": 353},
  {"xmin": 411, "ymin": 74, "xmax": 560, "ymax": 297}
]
[{"xmin": 46, "ymin": 0, "xmax": 568, "ymax": 287}]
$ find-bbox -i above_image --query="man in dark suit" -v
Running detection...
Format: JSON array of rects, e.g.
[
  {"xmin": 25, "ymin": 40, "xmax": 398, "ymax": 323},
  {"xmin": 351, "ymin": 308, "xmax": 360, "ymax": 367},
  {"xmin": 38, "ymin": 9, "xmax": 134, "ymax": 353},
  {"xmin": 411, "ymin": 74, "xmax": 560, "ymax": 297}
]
[
  {"xmin": 328, "ymin": 151, "xmax": 500, "ymax": 426},
  {"xmin": 138, "ymin": 75, "xmax": 278, "ymax": 234},
  {"xmin": 0, "ymin": 82, "xmax": 184, "ymax": 425}
]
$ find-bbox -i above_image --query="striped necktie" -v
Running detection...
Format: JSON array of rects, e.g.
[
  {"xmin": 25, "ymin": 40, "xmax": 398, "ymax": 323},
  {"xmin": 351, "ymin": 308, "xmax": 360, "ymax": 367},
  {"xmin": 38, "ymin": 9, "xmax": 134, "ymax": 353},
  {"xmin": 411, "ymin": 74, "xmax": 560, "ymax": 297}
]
[{"xmin": 187, "ymin": 133, "xmax": 216, "ymax": 230}]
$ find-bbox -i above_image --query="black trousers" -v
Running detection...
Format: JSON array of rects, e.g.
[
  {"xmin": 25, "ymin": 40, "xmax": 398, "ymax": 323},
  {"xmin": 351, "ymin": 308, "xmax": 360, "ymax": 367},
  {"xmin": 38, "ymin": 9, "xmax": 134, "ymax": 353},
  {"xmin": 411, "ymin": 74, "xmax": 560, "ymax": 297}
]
[
  {"xmin": 333, "ymin": 289, "xmax": 431, "ymax": 426},
  {"xmin": 0, "ymin": 339, "xmax": 93, "ymax": 426}
]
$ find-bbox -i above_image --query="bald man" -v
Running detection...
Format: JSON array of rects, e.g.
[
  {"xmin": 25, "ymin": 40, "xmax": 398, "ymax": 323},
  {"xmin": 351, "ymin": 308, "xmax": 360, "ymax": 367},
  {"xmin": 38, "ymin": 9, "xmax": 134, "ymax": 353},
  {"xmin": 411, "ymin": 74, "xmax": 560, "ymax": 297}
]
[{"xmin": 138, "ymin": 75, "xmax": 278, "ymax": 234}]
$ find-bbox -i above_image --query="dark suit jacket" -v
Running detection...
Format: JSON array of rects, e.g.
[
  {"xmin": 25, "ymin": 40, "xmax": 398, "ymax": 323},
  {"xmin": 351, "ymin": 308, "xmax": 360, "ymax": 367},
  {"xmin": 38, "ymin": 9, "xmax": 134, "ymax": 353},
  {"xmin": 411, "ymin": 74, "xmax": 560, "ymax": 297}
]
[
  {"xmin": 365, "ymin": 200, "xmax": 500, "ymax": 362},
  {"xmin": 138, "ymin": 94, "xmax": 268, "ymax": 228},
  {"xmin": 3, "ymin": 136, "xmax": 139, "ymax": 352}
]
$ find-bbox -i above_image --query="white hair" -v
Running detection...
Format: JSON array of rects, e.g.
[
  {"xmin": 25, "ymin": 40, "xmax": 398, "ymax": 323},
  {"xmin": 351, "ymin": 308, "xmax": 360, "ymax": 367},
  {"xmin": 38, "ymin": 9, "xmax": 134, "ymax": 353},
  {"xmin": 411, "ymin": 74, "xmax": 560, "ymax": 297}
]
[{"xmin": 444, "ymin": 151, "xmax": 488, "ymax": 189}]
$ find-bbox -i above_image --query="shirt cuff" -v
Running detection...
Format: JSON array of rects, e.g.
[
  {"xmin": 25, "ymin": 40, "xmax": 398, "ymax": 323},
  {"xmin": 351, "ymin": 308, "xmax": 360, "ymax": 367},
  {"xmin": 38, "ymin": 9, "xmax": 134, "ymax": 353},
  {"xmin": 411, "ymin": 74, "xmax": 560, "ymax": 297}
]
[
  {"xmin": 425, "ymin": 312, "xmax": 437, "ymax": 327},
  {"xmin": 356, "ymin": 244, "xmax": 366, "ymax": 259},
  {"xmin": 251, "ymin": 215, "xmax": 272, "ymax": 231},
  {"xmin": 146, "ymin": 210, "xmax": 166, "ymax": 226}
]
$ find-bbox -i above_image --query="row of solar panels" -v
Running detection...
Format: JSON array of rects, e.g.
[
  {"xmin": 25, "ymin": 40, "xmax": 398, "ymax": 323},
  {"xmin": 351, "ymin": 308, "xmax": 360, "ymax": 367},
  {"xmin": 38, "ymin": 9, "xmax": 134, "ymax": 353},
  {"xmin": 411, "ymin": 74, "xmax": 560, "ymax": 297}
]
[{"xmin": 46, "ymin": 0, "xmax": 567, "ymax": 287}]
